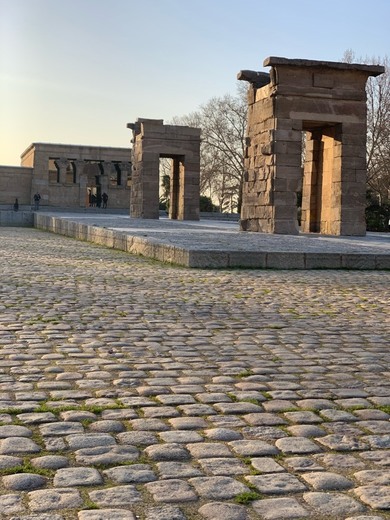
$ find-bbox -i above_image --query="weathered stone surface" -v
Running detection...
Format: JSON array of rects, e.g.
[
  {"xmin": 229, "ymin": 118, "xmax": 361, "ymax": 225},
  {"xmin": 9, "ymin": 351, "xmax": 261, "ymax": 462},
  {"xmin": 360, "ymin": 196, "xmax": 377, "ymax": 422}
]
[
  {"xmin": 252, "ymin": 497, "xmax": 309, "ymax": 519},
  {"xmin": 158, "ymin": 430, "xmax": 203, "ymax": 444},
  {"xmin": 30, "ymin": 455, "xmax": 70, "ymax": 469},
  {"xmin": 66, "ymin": 433, "xmax": 116, "ymax": 449},
  {"xmin": 250, "ymin": 457, "xmax": 285, "ymax": 473},
  {"xmin": 275, "ymin": 437, "xmax": 322, "ymax": 454},
  {"xmin": 39, "ymin": 422, "xmax": 84, "ymax": 436},
  {"xmin": 300, "ymin": 471, "xmax": 354, "ymax": 490},
  {"xmin": 189, "ymin": 476, "xmax": 249, "ymax": 499},
  {"xmin": 0, "ymin": 437, "xmax": 41, "ymax": 454},
  {"xmin": 144, "ymin": 505, "xmax": 188, "ymax": 520},
  {"xmin": 75, "ymin": 445, "xmax": 139, "ymax": 464},
  {"xmin": 53, "ymin": 467, "xmax": 103, "ymax": 486},
  {"xmin": 28, "ymin": 488, "xmax": 83, "ymax": 511},
  {"xmin": 199, "ymin": 501, "xmax": 248, "ymax": 520},
  {"xmin": 185, "ymin": 442, "xmax": 232, "ymax": 459},
  {"xmin": 354, "ymin": 470, "xmax": 390, "ymax": 485},
  {"xmin": 246, "ymin": 474, "xmax": 307, "ymax": 494},
  {"xmin": 103, "ymin": 464, "xmax": 157, "ymax": 483},
  {"xmin": 78, "ymin": 511, "xmax": 136, "ymax": 520},
  {"xmin": 0, "ymin": 425, "xmax": 33, "ymax": 437},
  {"xmin": 354, "ymin": 486, "xmax": 390, "ymax": 509},
  {"xmin": 156, "ymin": 461, "xmax": 203, "ymax": 479},
  {"xmin": 144, "ymin": 443, "xmax": 191, "ymax": 461},
  {"xmin": 228, "ymin": 440, "xmax": 278, "ymax": 456},
  {"xmin": 203, "ymin": 428, "xmax": 242, "ymax": 441},
  {"xmin": 88, "ymin": 485, "xmax": 142, "ymax": 506},
  {"xmin": 0, "ymin": 455, "xmax": 23, "ymax": 468},
  {"xmin": 0, "ymin": 493, "xmax": 25, "ymax": 514},
  {"xmin": 145, "ymin": 479, "xmax": 198, "ymax": 502},
  {"xmin": 303, "ymin": 491, "xmax": 365, "ymax": 515},
  {"xmin": 198, "ymin": 457, "xmax": 248, "ymax": 476},
  {"xmin": 2, "ymin": 473, "xmax": 47, "ymax": 491},
  {"xmin": 316, "ymin": 434, "xmax": 368, "ymax": 450}
]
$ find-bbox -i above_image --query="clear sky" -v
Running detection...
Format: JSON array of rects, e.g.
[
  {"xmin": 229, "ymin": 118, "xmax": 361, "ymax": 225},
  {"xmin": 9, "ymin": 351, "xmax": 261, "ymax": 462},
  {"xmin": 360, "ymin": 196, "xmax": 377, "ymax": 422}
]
[{"xmin": 1, "ymin": 0, "xmax": 389, "ymax": 166}]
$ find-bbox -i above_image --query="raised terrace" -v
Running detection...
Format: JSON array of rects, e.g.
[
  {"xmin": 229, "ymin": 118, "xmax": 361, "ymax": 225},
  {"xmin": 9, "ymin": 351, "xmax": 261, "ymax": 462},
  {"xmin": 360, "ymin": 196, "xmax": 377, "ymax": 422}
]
[{"xmin": 34, "ymin": 212, "xmax": 390, "ymax": 269}]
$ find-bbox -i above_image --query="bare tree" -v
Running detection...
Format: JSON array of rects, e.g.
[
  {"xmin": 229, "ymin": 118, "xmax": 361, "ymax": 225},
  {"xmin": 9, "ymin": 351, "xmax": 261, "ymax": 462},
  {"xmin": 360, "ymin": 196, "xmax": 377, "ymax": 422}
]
[
  {"xmin": 343, "ymin": 50, "xmax": 390, "ymax": 204},
  {"xmin": 172, "ymin": 84, "xmax": 247, "ymax": 212}
]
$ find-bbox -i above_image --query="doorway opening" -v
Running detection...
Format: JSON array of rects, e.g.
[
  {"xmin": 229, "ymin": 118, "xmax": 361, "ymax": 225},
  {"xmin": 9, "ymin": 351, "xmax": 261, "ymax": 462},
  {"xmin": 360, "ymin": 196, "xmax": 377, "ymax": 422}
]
[
  {"xmin": 159, "ymin": 155, "xmax": 185, "ymax": 220},
  {"xmin": 301, "ymin": 123, "xmax": 341, "ymax": 233}
]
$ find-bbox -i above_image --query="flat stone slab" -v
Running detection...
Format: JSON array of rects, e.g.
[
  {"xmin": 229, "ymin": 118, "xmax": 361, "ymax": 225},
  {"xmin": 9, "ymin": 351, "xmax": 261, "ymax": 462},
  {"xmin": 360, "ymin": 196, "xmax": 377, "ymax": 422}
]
[
  {"xmin": 28, "ymin": 488, "xmax": 83, "ymax": 511},
  {"xmin": 53, "ymin": 467, "xmax": 103, "ymax": 486},
  {"xmin": 300, "ymin": 471, "xmax": 354, "ymax": 490},
  {"xmin": 189, "ymin": 476, "xmax": 249, "ymax": 499},
  {"xmin": 145, "ymin": 479, "xmax": 198, "ymax": 502},
  {"xmin": 88, "ymin": 485, "xmax": 142, "ymax": 506},
  {"xmin": 246, "ymin": 474, "xmax": 307, "ymax": 494},
  {"xmin": 354, "ymin": 485, "xmax": 390, "ymax": 509},
  {"xmin": 199, "ymin": 501, "xmax": 248, "ymax": 520},
  {"xmin": 252, "ymin": 497, "xmax": 310, "ymax": 519},
  {"xmin": 78, "ymin": 511, "xmax": 137, "ymax": 520},
  {"xmin": 303, "ymin": 491, "xmax": 365, "ymax": 516}
]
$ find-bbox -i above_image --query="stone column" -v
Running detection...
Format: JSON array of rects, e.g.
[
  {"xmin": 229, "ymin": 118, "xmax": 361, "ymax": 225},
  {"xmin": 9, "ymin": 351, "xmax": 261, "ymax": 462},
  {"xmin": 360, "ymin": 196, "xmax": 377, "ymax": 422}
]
[
  {"xmin": 74, "ymin": 161, "xmax": 87, "ymax": 208},
  {"xmin": 55, "ymin": 159, "xmax": 68, "ymax": 184}
]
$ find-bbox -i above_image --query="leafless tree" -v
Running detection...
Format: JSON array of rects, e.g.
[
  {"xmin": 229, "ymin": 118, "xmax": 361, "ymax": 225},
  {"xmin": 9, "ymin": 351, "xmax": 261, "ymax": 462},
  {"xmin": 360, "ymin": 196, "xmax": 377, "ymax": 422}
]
[{"xmin": 172, "ymin": 84, "xmax": 247, "ymax": 212}]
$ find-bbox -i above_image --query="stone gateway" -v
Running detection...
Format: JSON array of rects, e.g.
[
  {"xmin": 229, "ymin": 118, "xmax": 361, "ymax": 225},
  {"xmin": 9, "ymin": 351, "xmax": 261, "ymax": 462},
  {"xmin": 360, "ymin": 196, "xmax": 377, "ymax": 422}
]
[
  {"xmin": 239, "ymin": 57, "xmax": 384, "ymax": 235},
  {"xmin": 128, "ymin": 119, "xmax": 201, "ymax": 220}
]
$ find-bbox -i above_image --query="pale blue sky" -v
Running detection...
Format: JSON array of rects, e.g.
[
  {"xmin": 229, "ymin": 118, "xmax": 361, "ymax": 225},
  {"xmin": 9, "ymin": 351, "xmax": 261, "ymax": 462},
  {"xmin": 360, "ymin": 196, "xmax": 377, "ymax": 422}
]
[{"xmin": 1, "ymin": 0, "xmax": 389, "ymax": 165}]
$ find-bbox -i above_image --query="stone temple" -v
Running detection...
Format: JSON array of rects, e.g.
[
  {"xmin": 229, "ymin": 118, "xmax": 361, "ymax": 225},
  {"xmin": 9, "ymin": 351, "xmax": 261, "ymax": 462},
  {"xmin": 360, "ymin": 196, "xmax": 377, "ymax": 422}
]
[{"xmin": 238, "ymin": 57, "xmax": 384, "ymax": 235}]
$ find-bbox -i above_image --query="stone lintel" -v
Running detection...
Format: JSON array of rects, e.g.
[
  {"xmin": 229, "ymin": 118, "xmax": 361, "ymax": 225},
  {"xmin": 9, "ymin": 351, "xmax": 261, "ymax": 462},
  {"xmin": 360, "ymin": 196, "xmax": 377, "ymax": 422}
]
[
  {"xmin": 237, "ymin": 70, "xmax": 271, "ymax": 88},
  {"xmin": 263, "ymin": 56, "xmax": 385, "ymax": 77}
]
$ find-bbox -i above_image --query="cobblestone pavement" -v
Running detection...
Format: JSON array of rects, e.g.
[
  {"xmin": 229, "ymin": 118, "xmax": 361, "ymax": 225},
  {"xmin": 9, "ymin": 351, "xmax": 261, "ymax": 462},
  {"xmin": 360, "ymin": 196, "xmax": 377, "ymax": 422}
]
[{"xmin": 0, "ymin": 227, "xmax": 389, "ymax": 520}]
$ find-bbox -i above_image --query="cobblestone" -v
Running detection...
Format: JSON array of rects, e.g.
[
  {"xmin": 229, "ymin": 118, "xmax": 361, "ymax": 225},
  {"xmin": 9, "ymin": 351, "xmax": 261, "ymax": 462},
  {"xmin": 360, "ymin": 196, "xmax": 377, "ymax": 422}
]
[{"xmin": 0, "ymin": 227, "xmax": 389, "ymax": 519}]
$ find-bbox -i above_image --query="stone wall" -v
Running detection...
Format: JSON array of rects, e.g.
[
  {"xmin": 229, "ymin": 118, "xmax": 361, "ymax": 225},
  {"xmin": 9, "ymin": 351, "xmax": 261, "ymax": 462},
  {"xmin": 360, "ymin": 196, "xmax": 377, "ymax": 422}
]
[
  {"xmin": 20, "ymin": 143, "xmax": 131, "ymax": 210},
  {"xmin": 0, "ymin": 211, "xmax": 34, "ymax": 227},
  {"xmin": 0, "ymin": 166, "xmax": 33, "ymax": 206}
]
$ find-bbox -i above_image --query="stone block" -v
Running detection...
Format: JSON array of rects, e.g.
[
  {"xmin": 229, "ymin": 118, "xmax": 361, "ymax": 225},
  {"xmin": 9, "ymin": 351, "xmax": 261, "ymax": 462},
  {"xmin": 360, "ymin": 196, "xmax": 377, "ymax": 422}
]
[
  {"xmin": 275, "ymin": 152, "xmax": 302, "ymax": 167},
  {"xmin": 305, "ymin": 254, "xmax": 342, "ymax": 269},
  {"xmin": 273, "ymin": 129, "xmax": 302, "ymax": 142},
  {"xmin": 375, "ymin": 255, "xmax": 390, "ymax": 269},
  {"xmin": 266, "ymin": 253, "xmax": 305, "ymax": 268},
  {"xmin": 228, "ymin": 252, "xmax": 267, "ymax": 268},
  {"xmin": 188, "ymin": 251, "xmax": 229, "ymax": 268},
  {"xmin": 274, "ymin": 141, "xmax": 302, "ymax": 155},
  {"xmin": 342, "ymin": 255, "xmax": 376, "ymax": 269}
]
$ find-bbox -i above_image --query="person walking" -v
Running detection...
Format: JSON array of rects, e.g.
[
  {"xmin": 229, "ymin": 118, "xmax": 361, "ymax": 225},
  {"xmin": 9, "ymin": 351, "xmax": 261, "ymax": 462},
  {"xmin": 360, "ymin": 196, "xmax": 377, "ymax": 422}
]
[{"xmin": 102, "ymin": 192, "xmax": 108, "ymax": 209}]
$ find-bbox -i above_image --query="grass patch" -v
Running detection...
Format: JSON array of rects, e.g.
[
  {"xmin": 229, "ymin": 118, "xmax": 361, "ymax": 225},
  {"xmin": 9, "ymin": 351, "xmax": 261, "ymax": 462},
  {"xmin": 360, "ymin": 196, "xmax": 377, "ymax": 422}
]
[
  {"xmin": 80, "ymin": 497, "xmax": 100, "ymax": 510},
  {"xmin": 236, "ymin": 369, "xmax": 254, "ymax": 378},
  {"xmin": 234, "ymin": 490, "xmax": 262, "ymax": 504},
  {"xmin": 241, "ymin": 398, "xmax": 262, "ymax": 405},
  {"xmin": 0, "ymin": 402, "xmax": 129, "ymax": 417},
  {"xmin": 377, "ymin": 405, "xmax": 390, "ymax": 414},
  {"xmin": 0, "ymin": 461, "xmax": 54, "ymax": 478}
]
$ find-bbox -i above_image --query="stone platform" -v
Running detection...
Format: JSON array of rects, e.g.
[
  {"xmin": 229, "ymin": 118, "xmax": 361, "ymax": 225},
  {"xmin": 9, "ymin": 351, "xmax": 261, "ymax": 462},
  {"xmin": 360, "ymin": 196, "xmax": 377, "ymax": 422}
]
[{"xmin": 35, "ymin": 212, "xmax": 390, "ymax": 269}]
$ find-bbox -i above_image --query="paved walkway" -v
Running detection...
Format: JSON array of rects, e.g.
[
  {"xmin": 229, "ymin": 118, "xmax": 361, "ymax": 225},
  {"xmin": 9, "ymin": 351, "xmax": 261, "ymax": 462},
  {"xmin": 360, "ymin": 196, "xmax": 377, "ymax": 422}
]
[{"xmin": 0, "ymin": 227, "xmax": 389, "ymax": 520}]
